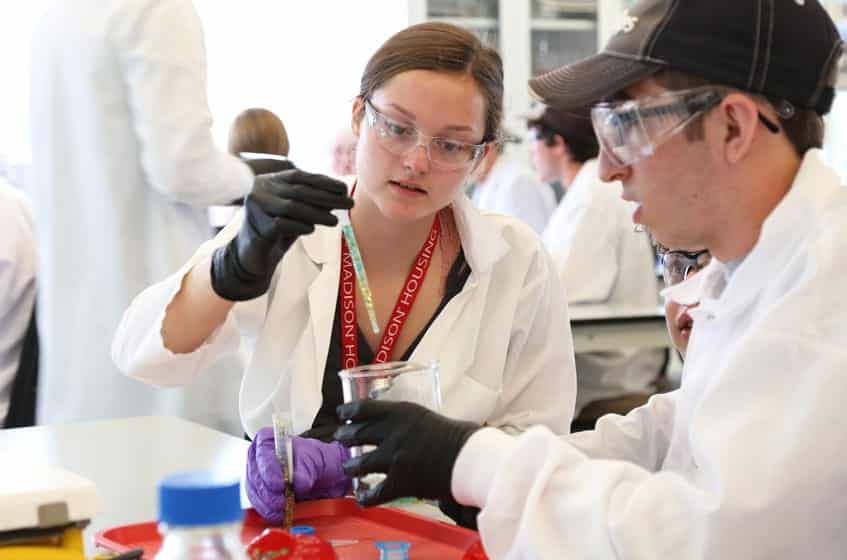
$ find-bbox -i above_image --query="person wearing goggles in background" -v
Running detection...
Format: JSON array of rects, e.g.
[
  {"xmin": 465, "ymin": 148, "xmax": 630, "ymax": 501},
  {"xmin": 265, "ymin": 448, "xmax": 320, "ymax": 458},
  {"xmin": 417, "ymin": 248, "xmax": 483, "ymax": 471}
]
[
  {"xmin": 658, "ymin": 245, "xmax": 711, "ymax": 357},
  {"xmin": 330, "ymin": 0, "xmax": 847, "ymax": 558}
]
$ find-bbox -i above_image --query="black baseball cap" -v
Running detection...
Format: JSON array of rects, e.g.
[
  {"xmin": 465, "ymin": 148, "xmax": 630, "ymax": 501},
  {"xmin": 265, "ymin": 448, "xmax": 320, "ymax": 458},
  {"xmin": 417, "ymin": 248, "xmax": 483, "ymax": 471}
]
[{"xmin": 529, "ymin": 0, "xmax": 844, "ymax": 116}]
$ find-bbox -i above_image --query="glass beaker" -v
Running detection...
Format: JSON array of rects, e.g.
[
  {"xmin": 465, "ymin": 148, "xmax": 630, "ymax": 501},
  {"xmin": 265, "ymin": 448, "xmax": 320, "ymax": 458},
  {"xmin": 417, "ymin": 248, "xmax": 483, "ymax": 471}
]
[{"xmin": 338, "ymin": 361, "xmax": 441, "ymax": 498}]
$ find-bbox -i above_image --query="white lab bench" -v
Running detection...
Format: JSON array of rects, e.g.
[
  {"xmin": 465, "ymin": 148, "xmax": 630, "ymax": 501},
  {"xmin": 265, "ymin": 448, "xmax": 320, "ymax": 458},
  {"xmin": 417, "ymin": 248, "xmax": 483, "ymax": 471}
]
[
  {"xmin": 0, "ymin": 416, "xmax": 248, "ymax": 554},
  {"xmin": 569, "ymin": 304, "xmax": 671, "ymax": 353}
]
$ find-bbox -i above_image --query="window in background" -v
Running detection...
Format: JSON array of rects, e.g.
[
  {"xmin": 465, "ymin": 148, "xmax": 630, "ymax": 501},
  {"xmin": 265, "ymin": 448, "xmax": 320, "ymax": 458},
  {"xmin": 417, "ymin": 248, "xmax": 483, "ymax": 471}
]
[
  {"xmin": 424, "ymin": 0, "xmax": 499, "ymax": 50},
  {"xmin": 531, "ymin": 0, "xmax": 597, "ymax": 76}
]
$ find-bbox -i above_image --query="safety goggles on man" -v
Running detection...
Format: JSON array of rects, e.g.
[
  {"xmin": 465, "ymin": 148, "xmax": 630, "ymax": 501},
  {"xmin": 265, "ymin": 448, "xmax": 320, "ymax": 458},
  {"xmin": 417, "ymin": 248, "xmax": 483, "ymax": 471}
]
[
  {"xmin": 363, "ymin": 99, "xmax": 487, "ymax": 171},
  {"xmin": 591, "ymin": 87, "xmax": 780, "ymax": 167},
  {"xmin": 659, "ymin": 247, "xmax": 712, "ymax": 287}
]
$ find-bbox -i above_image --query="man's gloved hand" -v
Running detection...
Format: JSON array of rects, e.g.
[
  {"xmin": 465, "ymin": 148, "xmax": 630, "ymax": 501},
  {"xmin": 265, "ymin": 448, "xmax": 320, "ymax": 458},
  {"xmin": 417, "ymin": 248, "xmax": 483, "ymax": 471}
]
[
  {"xmin": 211, "ymin": 169, "xmax": 353, "ymax": 301},
  {"xmin": 333, "ymin": 401, "xmax": 481, "ymax": 507},
  {"xmin": 246, "ymin": 428, "xmax": 352, "ymax": 525}
]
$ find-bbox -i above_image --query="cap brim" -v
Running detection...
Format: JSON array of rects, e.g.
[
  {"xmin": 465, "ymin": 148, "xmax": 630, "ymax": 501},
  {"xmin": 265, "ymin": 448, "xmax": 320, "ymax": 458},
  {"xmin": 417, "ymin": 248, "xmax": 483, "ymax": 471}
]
[{"xmin": 529, "ymin": 53, "xmax": 663, "ymax": 110}]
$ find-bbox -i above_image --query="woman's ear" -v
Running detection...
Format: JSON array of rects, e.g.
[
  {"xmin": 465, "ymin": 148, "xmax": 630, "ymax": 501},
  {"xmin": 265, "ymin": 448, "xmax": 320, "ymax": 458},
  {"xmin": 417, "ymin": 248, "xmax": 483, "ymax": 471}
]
[
  {"xmin": 718, "ymin": 93, "xmax": 760, "ymax": 164},
  {"xmin": 351, "ymin": 97, "xmax": 365, "ymax": 138}
]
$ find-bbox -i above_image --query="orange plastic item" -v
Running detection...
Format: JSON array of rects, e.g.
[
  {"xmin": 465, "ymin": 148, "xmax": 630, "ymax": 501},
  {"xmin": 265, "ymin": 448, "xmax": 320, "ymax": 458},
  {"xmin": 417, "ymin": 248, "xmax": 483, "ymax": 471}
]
[{"xmin": 95, "ymin": 498, "xmax": 481, "ymax": 559}]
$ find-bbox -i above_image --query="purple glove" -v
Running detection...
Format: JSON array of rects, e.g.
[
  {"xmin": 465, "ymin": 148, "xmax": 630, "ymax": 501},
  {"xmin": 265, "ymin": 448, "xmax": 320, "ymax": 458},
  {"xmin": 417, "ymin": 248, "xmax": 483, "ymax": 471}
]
[{"xmin": 246, "ymin": 428, "xmax": 352, "ymax": 524}]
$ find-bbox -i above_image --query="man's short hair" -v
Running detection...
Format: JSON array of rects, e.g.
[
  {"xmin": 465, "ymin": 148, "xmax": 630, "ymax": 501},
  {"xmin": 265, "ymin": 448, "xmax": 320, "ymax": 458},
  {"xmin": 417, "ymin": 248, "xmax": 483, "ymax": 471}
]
[
  {"xmin": 527, "ymin": 107, "xmax": 599, "ymax": 163},
  {"xmin": 652, "ymin": 69, "xmax": 825, "ymax": 157}
]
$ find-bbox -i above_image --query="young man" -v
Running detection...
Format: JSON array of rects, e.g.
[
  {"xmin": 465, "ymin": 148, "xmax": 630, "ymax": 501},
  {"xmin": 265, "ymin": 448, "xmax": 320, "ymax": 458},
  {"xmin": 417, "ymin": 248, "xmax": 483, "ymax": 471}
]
[
  {"xmin": 334, "ymin": 1, "xmax": 847, "ymax": 557},
  {"xmin": 527, "ymin": 106, "xmax": 597, "ymax": 202},
  {"xmin": 532, "ymin": 105, "xmax": 664, "ymax": 423}
]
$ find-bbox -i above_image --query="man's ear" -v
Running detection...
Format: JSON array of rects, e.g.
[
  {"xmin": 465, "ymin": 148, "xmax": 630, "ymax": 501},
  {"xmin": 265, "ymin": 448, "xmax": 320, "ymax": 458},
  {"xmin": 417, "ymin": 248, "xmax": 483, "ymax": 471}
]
[
  {"xmin": 351, "ymin": 97, "xmax": 365, "ymax": 138},
  {"xmin": 718, "ymin": 93, "xmax": 760, "ymax": 164}
]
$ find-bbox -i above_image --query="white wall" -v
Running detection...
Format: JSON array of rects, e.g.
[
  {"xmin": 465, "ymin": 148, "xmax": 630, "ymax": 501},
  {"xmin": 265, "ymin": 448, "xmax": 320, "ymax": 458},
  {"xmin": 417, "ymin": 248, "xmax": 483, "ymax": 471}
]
[{"xmin": 194, "ymin": 1, "xmax": 408, "ymax": 173}]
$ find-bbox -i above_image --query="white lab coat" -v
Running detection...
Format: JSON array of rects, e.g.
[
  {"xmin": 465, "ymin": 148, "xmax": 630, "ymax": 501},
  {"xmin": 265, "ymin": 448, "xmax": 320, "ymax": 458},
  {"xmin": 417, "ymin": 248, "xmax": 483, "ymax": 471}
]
[
  {"xmin": 29, "ymin": 0, "xmax": 253, "ymax": 426},
  {"xmin": 470, "ymin": 155, "xmax": 557, "ymax": 235},
  {"xmin": 452, "ymin": 150, "xmax": 847, "ymax": 559},
  {"xmin": 0, "ymin": 180, "xmax": 36, "ymax": 422},
  {"xmin": 543, "ymin": 160, "xmax": 664, "ymax": 413},
  {"xmin": 112, "ymin": 194, "xmax": 577, "ymax": 438}
]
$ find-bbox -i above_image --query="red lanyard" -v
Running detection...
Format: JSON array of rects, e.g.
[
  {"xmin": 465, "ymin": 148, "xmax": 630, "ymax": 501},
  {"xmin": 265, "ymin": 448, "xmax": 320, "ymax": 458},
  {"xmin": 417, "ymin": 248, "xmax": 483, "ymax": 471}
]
[{"xmin": 339, "ymin": 216, "xmax": 440, "ymax": 369}]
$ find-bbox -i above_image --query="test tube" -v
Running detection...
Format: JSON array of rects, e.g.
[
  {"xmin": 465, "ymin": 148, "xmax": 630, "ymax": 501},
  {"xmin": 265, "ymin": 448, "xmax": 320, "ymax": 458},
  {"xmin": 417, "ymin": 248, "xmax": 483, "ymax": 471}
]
[
  {"xmin": 272, "ymin": 412, "xmax": 295, "ymax": 528},
  {"xmin": 334, "ymin": 209, "xmax": 381, "ymax": 334}
]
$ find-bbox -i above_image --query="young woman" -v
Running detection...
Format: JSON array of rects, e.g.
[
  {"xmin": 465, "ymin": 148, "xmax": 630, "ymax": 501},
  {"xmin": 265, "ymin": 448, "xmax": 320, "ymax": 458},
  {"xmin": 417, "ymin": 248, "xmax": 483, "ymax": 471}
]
[{"xmin": 112, "ymin": 22, "xmax": 576, "ymax": 519}]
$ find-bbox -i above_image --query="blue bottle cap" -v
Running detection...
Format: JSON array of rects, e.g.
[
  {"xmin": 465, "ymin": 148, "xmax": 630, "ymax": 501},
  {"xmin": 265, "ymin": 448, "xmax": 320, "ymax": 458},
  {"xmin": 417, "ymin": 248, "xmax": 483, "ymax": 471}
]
[
  {"xmin": 289, "ymin": 525, "xmax": 315, "ymax": 535},
  {"xmin": 158, "ymin": 471, "xmax": 243, "ymax": 526}
]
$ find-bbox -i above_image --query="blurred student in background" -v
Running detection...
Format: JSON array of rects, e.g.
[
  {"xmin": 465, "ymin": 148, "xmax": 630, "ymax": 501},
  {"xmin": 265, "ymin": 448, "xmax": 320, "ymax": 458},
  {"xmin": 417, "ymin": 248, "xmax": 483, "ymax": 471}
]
[
  {"xmin": 30, "ymin": 0, "xmax": 253, "ymax": 426},
  {"xmin": 532, "ymin": 106, "xmax": 664, "ymax": 429},
  {"xmin": 210, "ymin": 108, "xmax": 296, "ymax": 234},
  {"xmin": 0, "ymin": 177, "xmax": 36, "ymax": 428},
  {"xmin": 659, "ymin": 246, "xmax": 711, "ymax": 358},
  {"xmin": 330, "ymin": 128, "xmax": 357, "ymax": 177},
  {"xmin": 465, "ymin": 137, "xmax": 556, "ymax": 235}
]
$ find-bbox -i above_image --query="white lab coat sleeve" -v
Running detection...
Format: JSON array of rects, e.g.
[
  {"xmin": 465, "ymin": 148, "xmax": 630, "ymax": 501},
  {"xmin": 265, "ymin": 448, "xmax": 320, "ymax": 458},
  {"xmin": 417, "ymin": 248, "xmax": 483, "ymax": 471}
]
[
  {"xmin": 113, "ymin": 0, "xmax": 252, "ymax": 206},
  {"xmin": 111, "ymin": 211, "xmax": 267, "ymax": 387},
  {"xmin": 485, "ymin": 243, "xmax": 576, "ymax": 434},
  {"xmin": 453, "ymin": 329, "xmax": 847, "ymax": 559},
  {"xmin": 549, "ymin": 202, "xmax": 619, "ymax": 304},
  {"xmin": 566, "ymin": 390, "xmax": 677, "ymax": 467}
]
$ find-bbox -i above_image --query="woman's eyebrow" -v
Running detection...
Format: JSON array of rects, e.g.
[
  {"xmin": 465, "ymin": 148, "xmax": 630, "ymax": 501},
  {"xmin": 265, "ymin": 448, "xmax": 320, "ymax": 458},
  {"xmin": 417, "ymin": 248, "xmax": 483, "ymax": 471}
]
[{"xmin": 386, "ymin": 103, "xmax": 474, "ymax": 134}]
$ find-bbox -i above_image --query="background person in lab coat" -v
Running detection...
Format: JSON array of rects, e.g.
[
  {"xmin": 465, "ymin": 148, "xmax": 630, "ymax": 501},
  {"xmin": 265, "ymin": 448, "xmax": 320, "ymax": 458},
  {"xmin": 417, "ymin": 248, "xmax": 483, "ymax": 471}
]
[
  {"xmin": 329, "ymin": 127, "xmax": 357, "ymax": 178},
  {"xmin": 209, "ymin": 108, "xmax": 297, "ymax": 234},
  {"xmin": 0, "ymin": 178, "xmax": 36, "ymax": 427},
  {"xmin": 334, "ymin": 1, "xmax": 847, "ymax": 557},
  {"xmin": 111, "ymin": 22, "xmax": 576, "ymax": 523},
  {"xmin": 466, "ymin": 139, "xmax": 557, "ymax": 235},
  {"xmin": 532, "ymin": 106, "xmax": 665, "ymax": 427},
  {"xmin": 658, "ymin": 246, "xmax": 710, "ymax": 358},
  {"xmin": 29, "ymin": 0, "xmax": 254, "ymax": 426}
]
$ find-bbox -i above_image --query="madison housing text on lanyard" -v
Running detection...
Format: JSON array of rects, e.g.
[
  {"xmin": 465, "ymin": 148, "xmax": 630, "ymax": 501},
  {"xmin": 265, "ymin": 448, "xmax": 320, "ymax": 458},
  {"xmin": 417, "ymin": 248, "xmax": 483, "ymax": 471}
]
[{"xmin": 339, "ymin": 216, "xmax": 440, "ymax": 368}]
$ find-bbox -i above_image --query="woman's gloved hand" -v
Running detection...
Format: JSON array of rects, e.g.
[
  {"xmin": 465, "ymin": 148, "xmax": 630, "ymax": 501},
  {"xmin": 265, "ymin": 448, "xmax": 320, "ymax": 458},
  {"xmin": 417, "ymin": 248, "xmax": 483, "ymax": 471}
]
[
  {"xmin": 211, "ymin": 169, "xmax": 353, "ymax": 301},
  {"xmin": 334, "ymin": 401, "xmax": 481, "ymax": 507},
  {"xmin": 246, "ymin": 428, "xmax": 352, "ymax": 524}
]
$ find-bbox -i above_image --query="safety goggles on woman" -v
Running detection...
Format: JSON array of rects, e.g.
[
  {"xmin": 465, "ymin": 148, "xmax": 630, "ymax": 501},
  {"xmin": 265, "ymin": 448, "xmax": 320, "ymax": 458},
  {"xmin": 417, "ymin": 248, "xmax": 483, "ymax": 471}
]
[
  {"xmin": 591, "ymin": 87, "xmax": 780, "ymax": 167},
  {"xmin": 363, "ymin": 99, "xmax": 487, "ymax": 171},
  {"xmin": 659, "ymin": 247, "xmax": 712, "ymax": 287}
]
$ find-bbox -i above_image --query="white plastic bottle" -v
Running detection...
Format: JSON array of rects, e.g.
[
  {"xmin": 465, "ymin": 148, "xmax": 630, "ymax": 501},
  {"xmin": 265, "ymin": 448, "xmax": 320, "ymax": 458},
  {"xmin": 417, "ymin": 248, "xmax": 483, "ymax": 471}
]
[{"xmin": 154, "ymin": 471, "xmax": 248, "ymax": 560}]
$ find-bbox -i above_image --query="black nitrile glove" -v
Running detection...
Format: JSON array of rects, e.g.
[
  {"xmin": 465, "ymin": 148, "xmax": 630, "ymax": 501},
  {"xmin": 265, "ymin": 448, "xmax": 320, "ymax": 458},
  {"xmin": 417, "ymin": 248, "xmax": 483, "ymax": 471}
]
[
  {"xmin": 243, "ymin": 157, "xmax": 296, "ymax": 176},
  {"xmin": 211, "ymin": 169, "xmax": 353, "ymax": 301},
  {"xmin": 438, "ymin": 495, "xmax": 480, "ymax": 530},
  {"xmin": 334, "ymin": 400, "xmax": 481, "ymax": 507}
]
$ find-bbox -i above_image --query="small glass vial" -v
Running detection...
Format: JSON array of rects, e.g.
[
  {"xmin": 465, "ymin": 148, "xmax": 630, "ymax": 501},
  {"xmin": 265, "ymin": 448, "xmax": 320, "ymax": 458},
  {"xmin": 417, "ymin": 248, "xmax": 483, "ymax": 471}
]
[
  {"xmin": 374, "ymin": 540, "xmax": 411, "ymax": 560},
  {"xmin": 154, "ymin": 471, "xmax": 247, "ymax": 560}
]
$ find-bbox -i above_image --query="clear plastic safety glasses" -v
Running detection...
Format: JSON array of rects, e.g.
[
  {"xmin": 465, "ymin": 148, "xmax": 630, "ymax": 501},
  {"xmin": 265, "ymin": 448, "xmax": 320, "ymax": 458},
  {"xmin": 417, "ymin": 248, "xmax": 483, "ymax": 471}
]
[
  {"xmin": 659, "ymin": 248, "xmax": 712, "ymax": 287},
  {"xmin": 591, "ymin": 87, "xmax": 779, "ymax": 167},
  {"xmin": 363, "ymin": 99, "xmax": 487, "ymax": 171}
]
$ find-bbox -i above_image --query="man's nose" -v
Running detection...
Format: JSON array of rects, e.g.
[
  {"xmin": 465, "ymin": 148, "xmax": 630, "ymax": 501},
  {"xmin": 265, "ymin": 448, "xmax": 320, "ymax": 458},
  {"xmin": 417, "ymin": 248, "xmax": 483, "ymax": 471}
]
[{"xmin": 597, "ymin": 148, "xmax": 630, "ymax": 183}]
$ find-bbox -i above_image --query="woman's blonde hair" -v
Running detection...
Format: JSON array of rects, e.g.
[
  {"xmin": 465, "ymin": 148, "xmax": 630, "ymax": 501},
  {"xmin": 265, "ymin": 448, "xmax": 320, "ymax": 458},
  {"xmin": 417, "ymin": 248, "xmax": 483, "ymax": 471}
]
[{"xmin": 228, "ymin": 108, "xmax": 290, "ymax": 156}]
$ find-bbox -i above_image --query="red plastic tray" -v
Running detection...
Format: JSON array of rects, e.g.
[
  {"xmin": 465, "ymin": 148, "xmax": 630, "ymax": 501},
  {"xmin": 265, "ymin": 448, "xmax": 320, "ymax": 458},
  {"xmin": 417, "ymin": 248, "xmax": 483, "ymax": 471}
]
[{"xmin": 95, "ymin": 498, "xmax": 481, "ymax": 559}]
